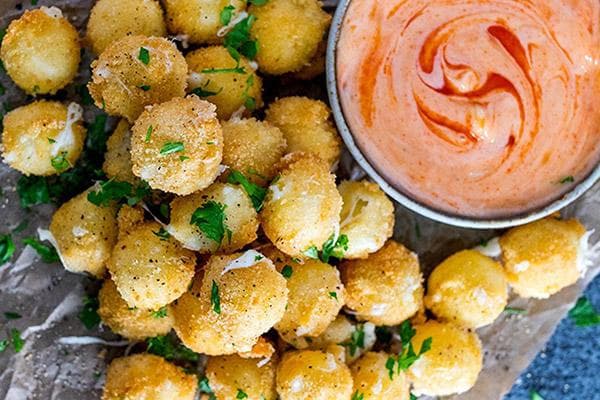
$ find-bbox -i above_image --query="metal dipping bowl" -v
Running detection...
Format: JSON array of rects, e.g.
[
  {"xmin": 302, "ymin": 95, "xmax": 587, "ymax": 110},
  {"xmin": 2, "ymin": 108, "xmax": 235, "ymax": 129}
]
[{"xmin": 325, "ymin": 0, "xmax": 600, "ymax": 229}]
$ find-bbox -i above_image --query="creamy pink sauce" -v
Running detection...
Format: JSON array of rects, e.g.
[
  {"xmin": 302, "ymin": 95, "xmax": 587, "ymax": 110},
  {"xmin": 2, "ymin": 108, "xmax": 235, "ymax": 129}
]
[{"xmin": 337, "ymin": 0, "xmax": 600, "ymax": 218}]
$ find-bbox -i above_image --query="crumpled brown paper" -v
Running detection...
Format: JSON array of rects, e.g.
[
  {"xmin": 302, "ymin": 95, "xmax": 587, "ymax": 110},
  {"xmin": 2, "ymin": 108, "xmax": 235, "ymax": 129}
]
[{"xmin": 0, "ymin": 1, "xmax": 598, "ymax": 399}]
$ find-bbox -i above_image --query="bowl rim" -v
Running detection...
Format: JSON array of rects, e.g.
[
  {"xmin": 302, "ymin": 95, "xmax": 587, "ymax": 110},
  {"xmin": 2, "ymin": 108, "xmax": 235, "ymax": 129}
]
[{"xmin": 325, "ymin": 0, "xmax": 600, "ymax": 229}]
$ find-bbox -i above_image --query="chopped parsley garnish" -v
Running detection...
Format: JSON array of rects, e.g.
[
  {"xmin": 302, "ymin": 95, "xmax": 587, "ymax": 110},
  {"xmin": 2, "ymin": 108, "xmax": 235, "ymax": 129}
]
[
  {"xmin": 87, "ymin": 179, "xmax": 150, "ymax": 207},
  {"xmin": 77, "ymin": 84, "xmax": 93, "ymax": 105},
  {"xmin": 4, "ymin": 311, "xmax": 21, "ymax": 320},
  {"xmin": 321, "ymin": 234, "xmax": 349, "ymax": 263},
  {"xmin": 86, "ymin": 114, "xmax": 109, "ymax": 154},
  {"xmin": 79, "ymin": 295, "xmax": 101, "ymax": 330},
  {"xmin": 191, "ymin": 86, "xmax": 223, "ymax": 98},
  {"xmin": 386, "ymin": 320, "xmax": 432, "ymax": 380},
  {"xmin": 159, "ymin": 203, "xmax": 170, "ymax": 219},
  {"xmin": 211, "ymin": 280, "xmax": 221, "ymax": 314},
  {"xmin": 341, "ymin": 324, "xmax": 365, "ymax": 357},
  {"xmin": 220, "ymin": 4, "xmax": 236, "ymax": 25},
  {"xmin": 48, "ymin": 138, "xmax": 56, "ymax": 144},
  {"xmin": 145, "ymin": 125, "xmax": 153, "ymax": 142},
  {"xmin": 224, "ymin": 15, "xmax": 258, "ymax": 61},
  {"xmin": 10, "ymin": 329, "xmax": 24, "ymax": 353},
  {"xmin": 0, "ymin": 339, "xmax": 7, "ymax": 353},
  {"xmin": 138, "ymin": 47, "xmax": 150, "ymax": 65},
  {"xmin": 351, "ymin": 391, "xmax": 364, "ymax": 400},
  {"xmin": 179, "ymin": 155, "xmax": 190, "ymax": 161},
  {"xmin": 199, "ymin": 376, "xmax": 216, "ymax": 400},
  {"xmin": 328, "ymin": 291, "xmax": 338, "ymax": 300},
  {"xmin": 201, "ymin": 66, "xmax": 246, "ymax": 74},
  {"xmin": 568, "ymin": 296, "xmax": 600, "ymax": 327},
  {"xmin": 410, "ymin": 393, "xmax": 418, "ymax": 400},
  {"xmin": 281, "ymin": 265, "xmax": 293, "ymax": 278},
  {"xmin": 139, "ymin": 84, "xmax": 151, "ymax": 91},
  {"xmin": 243, "ymin": 74, "xmax": 256, "ymax": 110},
  {"xmin": 31, "ymin": 0, "xmax": 39, "ymax": 5},
  {"xmin": 23, "ymin": 237, "xmax": 59, "ymax": 263},
  {"xmin": 0, "ymin": 234, "xmax": 15, "ymax": 265},
  {"xmin": 147, "ymin": 335, "xmax": 199, "ymax": 362},
  {"xmin": 17, "ymin": 175, "xmax": 50, "ymax": 208},
  {"xmin": 236, "ymin": 389, "xmax": 248, "ymax": 399},
  {"xmin": 153, "ymin": 227, "xmax": 171, "ymax": 241},
  {"xmin": 51, "ymin": 151, "xmax": 70, "ymax": 172},
  {"xmin": 227, "ymin": 169, "xmax": 267, "ymax": 211},
  {"xmin": 160, "ymin": 141, "xmax": 185, "ymax": 155},
  {"xmin": 254, "ymin": 254, "xmax": 264, "ymax": 261},
  {"xmin": 190, "ymin": 201, "xmax": 231, "ymax": 244},
  {"xmin": 151, "ymin": 306, "xmax": 168, "ymax": 319},
  {"xmin": 303, "ymin": 246, "xmax": 319, "ymax": 259},
  {"xmin": 504, "ymin": 306, "xmax": 527, "ymax": 315},
  {"xmin": 559, "ymin": 176, "xmax": 575, "ymax": 184},
  {"xmin": 530, "ymin": 390, "xmax": 544, "ymax": 400}
]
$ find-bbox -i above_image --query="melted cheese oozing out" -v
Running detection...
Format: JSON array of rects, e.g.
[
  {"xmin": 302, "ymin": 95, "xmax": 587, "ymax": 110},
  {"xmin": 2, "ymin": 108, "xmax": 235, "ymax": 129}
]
[
  {"xmin": 41, "ymin": 6, "xmax": 63, "ymax": 18},
  {"xmin": 217, "ymin": 11, "xmax": 249, "ymax": 37},
  {"xmin": 51, "ymin": 102, "xmax": 83, "ymax": 157},
  {"xmin": 473, "ymin": 237, "xmax": 501, "ymax": 258},
  {"xmin": 37, "ymin": 228, "xmax": 68, "ymax": 268},
  {"xmin": 221, "ymin": 250, "xmax": 266, "ymax": 275}
]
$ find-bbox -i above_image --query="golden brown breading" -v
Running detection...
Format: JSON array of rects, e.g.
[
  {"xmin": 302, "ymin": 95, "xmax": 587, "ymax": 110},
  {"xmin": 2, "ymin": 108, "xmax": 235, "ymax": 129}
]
[
  {"xmin": 206, "ymin": 354, "xmax": 278, "ymax": 400},
  {"xmin": 102, "ymin": 119, "xmax": 139, "ymax": 185},
  {"xmin": 351, "ymin": 352, "xmax": 410, "ymax": 400}
]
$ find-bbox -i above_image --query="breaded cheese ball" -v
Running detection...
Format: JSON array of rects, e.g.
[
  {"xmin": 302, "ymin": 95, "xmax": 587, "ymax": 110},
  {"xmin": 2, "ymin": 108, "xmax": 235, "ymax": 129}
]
[
  {"xmin": 167, "ymin": 182, "xmax": 258, "ymax": 253},
  {"xmin": 102, "ymin": 354, "xmax": 197, "ymax": 400},
  {"xmin": 222, "ymin": 118, "xmax": 286, "ymax": 185},
  {"xmin": 1, "ymin": 101, "xmax": 85, "ymax": 176},
  {"xmin": 292, "ymin": 39, "xmax": 326, "ymax": 80},
  {"xmin": 88, "ymin": 35, "xmax": 187, "ymax": 122},
  {"xmin": 164, "ymin": 0, "xmax": 246, "ymax": 44},
  {"xmin": 250, "ymin": 0, "xmax": 330, "ymax": 75},
  {"xmin": 107, "ymin": 221, "xmax": 196, "ymax": 310},
  {"xmin": 265, "ymin": 97, "xmax": 341, "ymax": 167},
  {"xmin": 424, "ymin": 250, "xmax": 508, "ymax": 328},
  {"xmin": 206, "ymin": 354, "xmax": 277, "ymax": 400},
  {"xmin": 340, "ymin": 240, "xmax": 423, "ymax": 326},
  {"xmin": 276, "ymin": 350, "xmax": 353, "ymax": 400},
  {"xmin": 49, "ymin": 187, "xmax": 118, "ymax": 278},
  {"xmin": 407, "ymin": 321, "xmax": 483, "ymax": 397},
  {"xmin": 116, "ymin": 205, "xmax": 146, "ymax": 240},
  {"xmin": 351, "ymin": 352, "xmax": 410, "ymax": 400},
  {"xmin": 261, "ymin": 153, "xmax": 342, "ymax": 257},
  {"xmin": 172, "ymin": 252, "xmax": 287, "ymax": 355},
  {"xmin": 0, "ymin": 7, "xmax": 80, "ymax": 94},
  {"xmin": 186, "ymin": 46, "xmax": 263, "ymax": 119},
  {"xmin": 86, "ymin": 0, "xmax": 167, "ymax": 55},
  {"xmin": 102, "ymin": 119, "xmax": 138, "ymax": 184},
  {"xmin": 98, "ymin": 279, "xmax": 174, "ymax": 340},
  {"xmin": 338, "ymin": 180, "xmax": 395, "ymax": 259},
  {"xmin": 130, "ymin": 96, "xmax": 223, "ymax": 195},
  {"xmin": 499, "ymin": 217, "xmax": 588, "ymax": 299},
  {"xmin": 262, "ymin": 246, "xmax": 345, "ymax": 343}
]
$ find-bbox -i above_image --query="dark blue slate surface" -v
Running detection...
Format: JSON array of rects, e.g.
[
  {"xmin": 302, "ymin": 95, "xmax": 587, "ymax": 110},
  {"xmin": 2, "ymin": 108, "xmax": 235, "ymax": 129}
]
[{"xmin": 505, "ymin": 275, "xmax": 600, "ymax": 400}]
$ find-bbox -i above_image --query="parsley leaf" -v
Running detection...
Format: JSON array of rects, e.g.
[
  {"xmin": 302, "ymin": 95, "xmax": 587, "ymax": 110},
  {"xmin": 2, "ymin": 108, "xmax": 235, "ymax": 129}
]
[
  {"xmin": 224, "ymin": 15, "xmax": 258, "ymax": 61},
  {"xmin": 530, "ymin": 390, "xmax": 544, "ymax": 400},
  {"xmin": 51, "ymin": 151, "xmax": 70, "ymax": 172},
  {"xmin": 85, "ymin": 114, "xmax": 109, "ymax": 155},
  {"xmin": 160, "ymin": 141, "xmax": 185, "ymax": 155},
  {"xmin": 10, "ymin": 329, "xmax": 24, "ymax": 353},
  {"xmin": 190, "ymin": 201, "xmax": 231, "ymax": 244},
  {"xmin": 145, "ymin": 125, "xmax": 153, "ymax": 142},
  {"xmin": 227, "ymin": 170, "xmax": 267, "ymax": 211},
  {"xmin": 153, "ymin": 227, "xmax": 171, "ymax": 241},
  {"xmin": 201, "ymin": 66, "xmax": 246, "ymax": 74},
  {"xmin": 569, "ymin": 297, "xmax": 600, "ymax": 327},
  {"xmin": 4, "ymin": 311, "xmax": 21, "ymax": 320},
  {"xmin": 328, "ymin": 291, "xmax": 338, "ymax": 300},
  {"xmin": 387, "ymin": 320, "xmax": 432, "ymax": 380},
  {"xmin": 504, "ymin": 306, "xmax": 528, "ymax": 315},
  {"xmin": 242, "ymin": 74, "xmax": 256, "ymax": 110},
  {"xmin": 139, "ymin": 84, "xmax": 151, "ymax": 91},
  {"xmin": 77, "ymin": 84, "xmax": 93, "ymax": 105},
  {"xmin": 17, "ymin": 175, "xmax": 50, "ymax": 208},
  {"xmin": 352, "ymin": 391, "xmax": 364, "ymax": 400},
  {"xmin": 147, "ymin": 335, "xmax": 199, "ymax": 362},
  {"xmin": 79, "ymin": 295, "xmax": 101, "ymax": 330},
  {"xmin": 0, "ymin": 339, "xmax": 7, "ymax": 353},
  {"xmin": 220, "ymin": 4, "xmax": 235, "ymax": 25},
  {"xmin": 559, "ymin": 176, "xmax": 575, "ymax": 184},
  {"xmin": 23, "ymin": 237, "xmax": 59, "ymax": 263},
  {"xmin": 87, "ymin": 179, "xmax": 150, "ymax": 207},
  {"xmin": 249, "ymin": 0, "xmax": 269, "ymax": 4},
  {"xmin": 410, "ymin": 394, "xmax": 418, "ymax": 400},
  {"xmin": 281, "ymin": 265, "xmax": 293, "ymax": 278},
  {"xmin": 191, "ymin": 86, "xmax": 223, "ymax": 98},
  {"xmin": 341, "ymin": 324, "xmax": 365, "ymax": 357},
  {"xmin": 138, "ymin": 47, "xmax": 150, "ymax": 65},
  {"xmin": 199, "ymin": 377, "xmax": 216, "ymax": 400},
  {"xmin": 321, "ymin": 234, "xmax": 349, "ymax": 263},
  {"xmin": 151, "ymin": 306, "xmax": 168, "ymax": 319},
  {"xmin": 236, "ymin": 389, "xmax": 248, "ymax": 399},
  {"xmin": 0, "ymin": 234, "xmax": 15, "ymax": 265},
  {"xmin": 211, "ymin": 280, "xmax": 221, "ymax": 314}
]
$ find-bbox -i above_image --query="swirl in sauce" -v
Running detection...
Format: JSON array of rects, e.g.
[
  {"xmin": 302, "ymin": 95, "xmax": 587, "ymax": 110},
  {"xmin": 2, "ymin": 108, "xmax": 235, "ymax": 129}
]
[{"xmin": 337, "ymin": 0, "xmax": 600, "ymax": 218}]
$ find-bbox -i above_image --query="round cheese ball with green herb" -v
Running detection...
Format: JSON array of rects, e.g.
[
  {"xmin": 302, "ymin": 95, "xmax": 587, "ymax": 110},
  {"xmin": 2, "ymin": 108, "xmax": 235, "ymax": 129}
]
[
  {"xmin": 221, "ymin": 118, "xmax": 287, "ymax": 186},
  {"xmin": 98, "ymin": 279, "xmax": 174, "ymax": 340},
  {"xmin": 186, "ymin": 46, "xmax": 263, "ymax": 120},
  {"xmin": 262, "ymin": 246, "xmax": 345, "ymax": 343},
  {"xmin": 102, "ymin": 119, "xmax": 139, "ymax": 185},
  {"xmin": 407, "ymin": 321, "xmax": 483, "ymax": 397},
  {"xmin": 249, "ymin": 0, "xmax": 330, "ymax": 75},
  {"xmin": 276, "ymin": 349, "xmax": 353, "ymax": 400},
  {"xmin": 88, "ymin": 35, "xmax": 188, "ymax": 122},
  {"xmin": 172, "ymin": 252, "xmax": 288, "ymax": 355},
  {"xmin": 340, "ymin": 240, "xmax": 424, "ymax": 326},
  {"xmin": 351, "ymin": 352, "xmax": 411, "ymax": 400},
  {"xmin": 499, "ymin": 217, "xmax": 588, "ymax": 299},
  {"xmin": 265, "ymin": 97, "xmax": 341, "ymax": 167},
  {"xmin": 107, "ymin": 221, "xmax": 196, "ymax": 310},
  {"xmin": 102, "ymin": 354, "xmax": 197, "ymax": 400},
  {"xmin": 49, "ymin": 187, "xmax": 119, "ymax": 278},
  {"xmin": 260, "ymin": 153, "xmax": 342, "ymax": 258},
  {"xmin": 86, "ymin": 0, "xmax": 167, "ymax": 55},
  {"xmin": 338, "ymin": 180, "xmax": 395, "ymax": 259},
  {"xmin": 0, "ymin": 7, "xmax": 80, "ymax": 95},
  {"xmin": 205, "ymin": 354, "xmax": 278, "ymax": 400},
  {"xmin": 130, "ymin": 95, "xmax": 223, "ymax": 195},
  {"xmin": 163, "ymin": 0, "xmax": 246, "ymax": 44},
  {"xmin": 424, "ymin": 250, "xmax": 508, "ymax": 329},
  {"xmin": 167, "ymin": 182, "xmax": 258, "ymax": 254},
  {"xmin": 1, "ymin": 101, "xmax": 85, "ymax": 176}
]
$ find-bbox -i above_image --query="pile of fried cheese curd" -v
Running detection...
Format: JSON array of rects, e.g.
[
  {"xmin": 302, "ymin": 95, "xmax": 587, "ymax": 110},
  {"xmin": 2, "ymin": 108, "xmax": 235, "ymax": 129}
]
[{"xmin": 0, "ymin": 1, "xmax": 594, "ymax": 400}]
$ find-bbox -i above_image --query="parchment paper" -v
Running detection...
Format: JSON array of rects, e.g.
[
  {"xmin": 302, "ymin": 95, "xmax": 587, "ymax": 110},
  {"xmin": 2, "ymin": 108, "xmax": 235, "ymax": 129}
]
[{"xmin": 0, "ymin": 1, "xmax": 599, "ymax": 399}]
